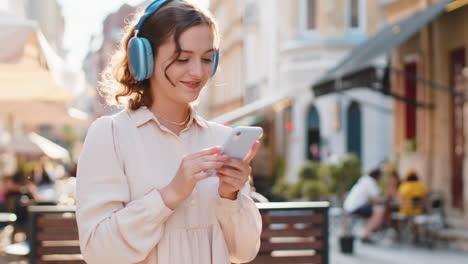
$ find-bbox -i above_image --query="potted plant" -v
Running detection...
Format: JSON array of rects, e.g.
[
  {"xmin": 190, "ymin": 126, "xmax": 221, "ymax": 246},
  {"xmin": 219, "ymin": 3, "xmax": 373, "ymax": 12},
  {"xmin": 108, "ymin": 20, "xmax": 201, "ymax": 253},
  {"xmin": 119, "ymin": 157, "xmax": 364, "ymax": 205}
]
[
  {"xmin": 290, "ymin": 160, "xmax": 328, "ymax": 200},
  {"xmin": 319, "ymin": 153, "xmax": 361, "ymax": 254}
]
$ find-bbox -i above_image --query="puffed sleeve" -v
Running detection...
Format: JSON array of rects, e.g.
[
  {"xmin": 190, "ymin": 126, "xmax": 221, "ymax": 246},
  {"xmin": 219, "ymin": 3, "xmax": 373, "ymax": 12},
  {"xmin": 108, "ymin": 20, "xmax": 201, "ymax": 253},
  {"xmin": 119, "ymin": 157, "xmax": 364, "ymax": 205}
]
[
  {"xmin": 215, "ymin": 182, "xmax": 262, "ymax": 263},
  {"xmin": 76, "ymin": 117, "xmax": 173, "ymax": 264}
]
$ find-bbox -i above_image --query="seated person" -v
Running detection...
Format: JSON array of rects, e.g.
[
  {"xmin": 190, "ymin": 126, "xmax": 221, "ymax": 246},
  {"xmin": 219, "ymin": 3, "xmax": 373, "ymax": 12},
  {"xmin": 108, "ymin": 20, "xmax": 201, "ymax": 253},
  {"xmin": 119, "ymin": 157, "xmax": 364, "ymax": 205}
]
[
  {"xmin": 4, "ymin": 171, "xmax": 40, "ymax": 229},
  {"xmin": 384, "ymin": 170, "xmax": 401, "ymax": 204},
  {"xmin": 344, "ymin": 168, "xmax": 385, "ymax": 243},
  {"xmin": 398, "ymin": 170, "xmax": 427, "ymax": 216},
  {"xmin": 36, "ymin": 168, "xmax": 58, "ymax": 204},
  {"xmin": 383, "ymin": 171, "xmax": 401, "ymax": 227}
]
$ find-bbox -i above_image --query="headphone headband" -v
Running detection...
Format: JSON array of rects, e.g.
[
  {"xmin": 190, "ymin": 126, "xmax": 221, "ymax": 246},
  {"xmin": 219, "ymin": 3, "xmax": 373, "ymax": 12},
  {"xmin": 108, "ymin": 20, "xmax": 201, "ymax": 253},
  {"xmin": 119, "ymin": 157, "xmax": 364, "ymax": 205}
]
[{"xmin": 135, "ymin": 0, "xmax": 178, "ymax": 34}]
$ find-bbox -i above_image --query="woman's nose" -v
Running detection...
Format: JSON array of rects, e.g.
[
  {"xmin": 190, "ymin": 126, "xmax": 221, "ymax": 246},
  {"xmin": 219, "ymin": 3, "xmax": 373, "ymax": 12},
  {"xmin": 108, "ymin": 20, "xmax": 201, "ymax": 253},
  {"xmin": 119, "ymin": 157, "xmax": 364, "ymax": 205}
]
[{"xmin": 189, "ymin": 61, "xmax": 204, "ymax": 78}]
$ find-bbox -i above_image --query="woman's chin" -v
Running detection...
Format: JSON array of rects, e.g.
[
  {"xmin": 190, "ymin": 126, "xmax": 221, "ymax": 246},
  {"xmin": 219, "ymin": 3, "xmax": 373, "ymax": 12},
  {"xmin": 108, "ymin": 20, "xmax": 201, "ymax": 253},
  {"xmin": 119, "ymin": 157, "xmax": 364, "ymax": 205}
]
[
  {"xmin": 185, "ymin": 91, "xmax": 202, "ymax": 102},
  {"xmin": 179, "ymin": 94, "xmax": 200, "ymax": 105}
]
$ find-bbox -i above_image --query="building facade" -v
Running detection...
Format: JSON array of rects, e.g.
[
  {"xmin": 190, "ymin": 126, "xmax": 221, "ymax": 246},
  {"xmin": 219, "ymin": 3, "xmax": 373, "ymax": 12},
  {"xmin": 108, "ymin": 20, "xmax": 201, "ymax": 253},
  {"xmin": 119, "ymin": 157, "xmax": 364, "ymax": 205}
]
[
  {"xmin": 201, "ymin": 0, "xmax": 246, "ymax": 117},
  {"xmin": 383, "ymin": 0, "xmax": 468, "ymax": 225},
  {"xmin": 1, "ymin": 0, "xmax": 65, "ymax": 55},
  {"xmin": 209, "ymin": 0, "xmax": 391, "ymax": 191},
  {"xmin": 283, "ymin": 0, "xmax": 392, "ymax": 180},
  {"xmin": 206, "ymin": 0, "xmax": 285, "ymax": 194},
  {"xmin": 82, "ymin": 3, "xmax": 146, "ymax": 117}
]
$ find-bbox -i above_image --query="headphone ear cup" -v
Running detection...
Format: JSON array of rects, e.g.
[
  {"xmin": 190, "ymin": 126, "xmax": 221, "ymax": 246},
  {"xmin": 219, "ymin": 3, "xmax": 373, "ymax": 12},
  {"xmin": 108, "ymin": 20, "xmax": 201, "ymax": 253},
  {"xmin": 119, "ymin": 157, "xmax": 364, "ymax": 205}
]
[
  {"xmin": 141, "ymin": 38, "xmax": 154, "ymax": 79},
  {"xmin": 128, "ymin": 37, "xmax": 154, "ymax": 81},
  {"xmin": 211, "ymin": 50, "xmax": 219, "ymax": 77}
]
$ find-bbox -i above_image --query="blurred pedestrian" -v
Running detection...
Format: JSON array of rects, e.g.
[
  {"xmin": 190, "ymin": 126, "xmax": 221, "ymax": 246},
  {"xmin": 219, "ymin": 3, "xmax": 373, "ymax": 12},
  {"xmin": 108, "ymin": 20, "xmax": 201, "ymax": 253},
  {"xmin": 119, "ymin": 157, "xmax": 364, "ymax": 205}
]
[
  {"xmin": 309, "ymin": 143, "xmax": 320, "ymax": 161},
  {"xmin": 398, "ymin": 170, "xmax": 428, "ymax": 216},
  {"xmin": 384, "ymin": 170, "xmax": 401, "ymax": 202},
  {"xmin": 35, "ymin": 164, "xmax": 57, "ymax": 204},
  {"xmin": 344, "ymin": 168, "xmax": 385, "ymax": 243},
  {"xmin": 76, "ymin": 1, "xmax": 261, "ymax": 264},
  {"xmin": 4, "ymin": 171, "xmax": 39, "ymax": 230},
  {"xmin": 383, "ymin": 170, "xmax": 401, "ymax": 227}
]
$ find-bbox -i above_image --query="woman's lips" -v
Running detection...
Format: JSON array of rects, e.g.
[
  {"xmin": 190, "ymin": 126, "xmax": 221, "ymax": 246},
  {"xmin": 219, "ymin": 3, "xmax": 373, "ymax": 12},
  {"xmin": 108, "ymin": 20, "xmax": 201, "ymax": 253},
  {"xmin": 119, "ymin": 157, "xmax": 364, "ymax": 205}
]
[{"xmin": 181, "ymin": 81, "xmax": 201, "ymax": 89}]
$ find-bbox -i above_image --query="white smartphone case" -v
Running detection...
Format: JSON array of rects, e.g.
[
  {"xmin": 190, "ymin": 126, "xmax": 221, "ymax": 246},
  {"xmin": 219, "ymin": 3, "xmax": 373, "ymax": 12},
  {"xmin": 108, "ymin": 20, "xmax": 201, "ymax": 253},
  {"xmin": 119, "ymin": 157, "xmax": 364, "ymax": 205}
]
[{"xmin": 221, "ymin": 126, "xmax": 263, "ymax": 160}]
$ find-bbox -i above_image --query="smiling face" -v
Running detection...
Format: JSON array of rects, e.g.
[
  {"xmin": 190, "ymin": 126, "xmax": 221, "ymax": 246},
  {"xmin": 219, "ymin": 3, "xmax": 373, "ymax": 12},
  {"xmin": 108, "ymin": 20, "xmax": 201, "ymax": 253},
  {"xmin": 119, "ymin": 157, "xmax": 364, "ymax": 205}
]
[{"xmin": 150, "ymin": 24, "xmax": 215, "ymax": 107}]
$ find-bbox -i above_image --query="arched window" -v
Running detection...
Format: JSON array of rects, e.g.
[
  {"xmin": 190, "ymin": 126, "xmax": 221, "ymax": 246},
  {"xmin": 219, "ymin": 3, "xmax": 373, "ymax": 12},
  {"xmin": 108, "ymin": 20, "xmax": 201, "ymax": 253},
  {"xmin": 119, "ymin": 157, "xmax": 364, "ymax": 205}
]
[
  {"xmin": 307, "ymin": 105, "xmax": 320, "ymax": 160},
  {"xmin": 347, "ymin": 101, "xmax": 361, "ymax": 158}
]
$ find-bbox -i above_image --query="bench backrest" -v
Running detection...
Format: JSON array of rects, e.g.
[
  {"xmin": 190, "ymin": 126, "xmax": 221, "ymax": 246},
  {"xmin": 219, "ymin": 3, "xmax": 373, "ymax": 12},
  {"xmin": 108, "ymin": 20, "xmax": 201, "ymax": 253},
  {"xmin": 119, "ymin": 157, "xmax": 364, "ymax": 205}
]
[
  {"xmin": 248, "ymin": 202, "xmax": 329, "ymax": 264},
  {"xmin": 28, "ymin": 202, "xmax": 329, "ymax": 264},
  {"xmin": 28, "ymin": 206, "xmax": 84, "ymax": 264}
]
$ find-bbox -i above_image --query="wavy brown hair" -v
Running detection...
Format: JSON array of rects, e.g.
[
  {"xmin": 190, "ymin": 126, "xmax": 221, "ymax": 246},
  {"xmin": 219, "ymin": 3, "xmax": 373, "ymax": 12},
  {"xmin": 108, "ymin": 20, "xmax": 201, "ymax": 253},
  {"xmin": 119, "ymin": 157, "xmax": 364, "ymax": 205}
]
[{"xmin": 99, "ymin": 1, "xmax": 219, "ymax": 110}]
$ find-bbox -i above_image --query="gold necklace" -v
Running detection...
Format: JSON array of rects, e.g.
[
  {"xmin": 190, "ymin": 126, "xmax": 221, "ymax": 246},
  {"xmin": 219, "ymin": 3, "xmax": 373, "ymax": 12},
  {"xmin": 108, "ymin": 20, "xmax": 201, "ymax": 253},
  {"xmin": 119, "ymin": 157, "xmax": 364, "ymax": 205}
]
[{"xmin": 156, "ymin": 112, "xmax": 190, "ymax": 126}]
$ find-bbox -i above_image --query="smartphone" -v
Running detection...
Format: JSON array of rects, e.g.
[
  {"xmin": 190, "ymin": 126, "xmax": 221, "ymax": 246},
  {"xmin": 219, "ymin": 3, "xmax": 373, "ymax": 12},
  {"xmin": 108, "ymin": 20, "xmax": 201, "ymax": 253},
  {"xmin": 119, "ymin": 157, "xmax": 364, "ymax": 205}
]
[{"xmin": 221, "ymin": 126, "xmax": 263, "ymax": 160}]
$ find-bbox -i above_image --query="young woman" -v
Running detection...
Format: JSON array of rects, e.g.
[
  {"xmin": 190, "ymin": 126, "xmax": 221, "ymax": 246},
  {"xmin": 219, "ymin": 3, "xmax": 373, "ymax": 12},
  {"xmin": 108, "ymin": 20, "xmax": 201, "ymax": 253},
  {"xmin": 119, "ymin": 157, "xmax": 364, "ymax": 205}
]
[{"xmin": 76, "ymin": 1, "xmax": 262, "ymax": 263}]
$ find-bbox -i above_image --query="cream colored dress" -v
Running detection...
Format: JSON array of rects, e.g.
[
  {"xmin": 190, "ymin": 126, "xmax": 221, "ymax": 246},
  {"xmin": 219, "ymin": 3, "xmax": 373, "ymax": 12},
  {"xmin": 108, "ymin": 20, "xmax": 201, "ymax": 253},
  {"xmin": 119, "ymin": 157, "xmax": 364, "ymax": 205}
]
[{"xmin": 76, "ymin": 107, "xmax": 262, "ymax": 264}]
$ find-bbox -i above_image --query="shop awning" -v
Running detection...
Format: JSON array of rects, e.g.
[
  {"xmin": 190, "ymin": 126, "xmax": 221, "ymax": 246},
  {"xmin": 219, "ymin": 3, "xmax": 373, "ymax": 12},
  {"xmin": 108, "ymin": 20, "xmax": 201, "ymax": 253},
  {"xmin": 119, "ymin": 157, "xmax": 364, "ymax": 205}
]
[
  {"xmin": 0, "ymin": 10, "xmax": 37, "ymax": 63},
  {"xmin": 210, "ymin": 96, "xmax": 292, "ymax": 126},
  {"xmin": 312, "ymin": 0, "xmax": 452, "ymax": 97},
  {"xmin": 28, "ymin": 132, "xmax": 70, "ymax": 162},
  {"xmin": 0, "ymin": 132, "xmax": 70, "ymax": 162}
]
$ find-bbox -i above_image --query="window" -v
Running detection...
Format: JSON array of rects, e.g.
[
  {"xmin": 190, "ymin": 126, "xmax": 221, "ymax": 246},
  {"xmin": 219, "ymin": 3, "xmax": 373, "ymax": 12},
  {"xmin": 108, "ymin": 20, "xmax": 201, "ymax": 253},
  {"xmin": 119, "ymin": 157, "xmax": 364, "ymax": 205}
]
[
  {"xmin": 298, "ymin": 0, "xmax": 318, "ymax": 35},
  {"xmin": 244, "ymin": 2, "xmax": 258, "ymax": 25},
  {"xmin": 347, "ymin": 0, "xmax": 366, "ymax": 32},
  {"xmin": 350, "ymin": 0, "xmax": 359, "ymax": 28},
  {"xmin": 306, "ymin": 0, "xmax": 317, "ymax": 30}
]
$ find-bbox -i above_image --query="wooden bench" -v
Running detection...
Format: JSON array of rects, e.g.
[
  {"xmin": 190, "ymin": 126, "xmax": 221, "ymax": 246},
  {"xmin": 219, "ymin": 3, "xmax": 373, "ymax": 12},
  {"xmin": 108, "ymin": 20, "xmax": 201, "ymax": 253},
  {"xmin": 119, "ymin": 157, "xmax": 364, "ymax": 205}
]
[
  {"xmin": 28, "ymin": 205, "xmax": 84, "ymax": 264},
  {"xmin": 28, "ymin": 202, "xmax": 329, "ymax": 264},
  {"xmin": 249, "ymin": 202, "xmax": 329, "ymax": 264}
]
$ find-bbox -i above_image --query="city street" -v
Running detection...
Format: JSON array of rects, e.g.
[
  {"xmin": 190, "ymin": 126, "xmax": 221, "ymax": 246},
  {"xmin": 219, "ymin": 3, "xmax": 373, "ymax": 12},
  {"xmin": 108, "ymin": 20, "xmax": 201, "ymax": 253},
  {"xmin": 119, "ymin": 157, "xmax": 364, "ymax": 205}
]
[
  {"xmin": 331, "ymin": 238, "xmax": 468, "ymax": 264},
  {"xmin": 328, "ymin": 207, "xmax": 468, "ymax": 263},
  {"xmin": 2, "ymin": 0, "xmax": 468, "ymax": 263}
]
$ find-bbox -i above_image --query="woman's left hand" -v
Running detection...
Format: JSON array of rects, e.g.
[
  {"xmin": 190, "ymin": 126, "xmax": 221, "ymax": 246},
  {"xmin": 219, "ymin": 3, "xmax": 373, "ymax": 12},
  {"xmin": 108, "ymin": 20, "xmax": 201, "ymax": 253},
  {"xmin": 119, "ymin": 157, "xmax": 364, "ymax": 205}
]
[{"xmin": 217, "ymin": 141, "xmax": 261, "ymax": 200}]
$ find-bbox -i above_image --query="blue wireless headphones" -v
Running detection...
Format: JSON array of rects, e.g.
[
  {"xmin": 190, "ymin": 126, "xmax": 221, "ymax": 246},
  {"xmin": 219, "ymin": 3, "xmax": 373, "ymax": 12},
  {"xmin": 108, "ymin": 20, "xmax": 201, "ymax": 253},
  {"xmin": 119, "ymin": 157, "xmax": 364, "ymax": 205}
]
[{"xmin": 128, "ymin": 0, "xmax": 219, "ymax": 81}]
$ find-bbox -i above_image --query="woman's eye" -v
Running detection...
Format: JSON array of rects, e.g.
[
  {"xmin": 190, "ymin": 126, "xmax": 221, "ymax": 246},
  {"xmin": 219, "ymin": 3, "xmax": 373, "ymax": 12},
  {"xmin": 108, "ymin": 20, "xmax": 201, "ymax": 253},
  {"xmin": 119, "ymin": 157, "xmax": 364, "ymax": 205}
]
[
  {"xmin": 202, "ymin": 58, "xmax": 213, "ymax": 63},
  {"xmin": 177, "ymin": 59, "xmax": 189, "ymax": 63}
]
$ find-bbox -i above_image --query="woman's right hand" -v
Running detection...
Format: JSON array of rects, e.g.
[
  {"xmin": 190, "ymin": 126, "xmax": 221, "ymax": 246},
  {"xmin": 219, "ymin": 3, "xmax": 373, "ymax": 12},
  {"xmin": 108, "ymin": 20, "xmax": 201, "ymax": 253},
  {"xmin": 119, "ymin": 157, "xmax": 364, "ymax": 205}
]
[{"xmin": 159, "ymin": 146, "xmax": 227, "ymax": 209}]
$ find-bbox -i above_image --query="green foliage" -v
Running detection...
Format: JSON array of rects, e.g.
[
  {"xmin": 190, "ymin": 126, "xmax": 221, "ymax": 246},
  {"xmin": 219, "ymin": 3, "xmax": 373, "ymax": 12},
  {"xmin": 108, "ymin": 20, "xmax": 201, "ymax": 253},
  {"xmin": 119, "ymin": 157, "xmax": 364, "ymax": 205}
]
[
  {"xmin": 301, "ymin": 179, "xmax": 328, "ymax": 199},
  {"xmin": 378, "ymin": 160, "xmax": 395, "ymax": 193},
  {"xmin": 298, "ymin": 160, "xmax": 320, "ymax": 181},
  {"xmin": 64, "ymin": 125, "xmax": 77, "ymax": 160},
  {"xmin": 403, "ymin": 138, "xmax": 417, "ymax": 152},
  {"xmin": 274, "ymin": 153, "xmax": 362, "ymax": 202},
  {"xmin": 271, "ymin": 157, "xmax": 289, "ymax": 201},
  {"xmin": 294, "ymin": 160, "xmax": 328, "ymax": 200},
  {"xmin": 272, "ymin": 177, "xmax": 290, "ymax": 201},
  {"xmin": 331, "ymin": 153, "xmax": 362, "ymax": 196},
  {"xmin": 272, "ymin": 156, "xmax": 286, "ymax": 182},
  {"xmin": 15, "ymin": 159, "xmax": 39, "ymax": 180}
]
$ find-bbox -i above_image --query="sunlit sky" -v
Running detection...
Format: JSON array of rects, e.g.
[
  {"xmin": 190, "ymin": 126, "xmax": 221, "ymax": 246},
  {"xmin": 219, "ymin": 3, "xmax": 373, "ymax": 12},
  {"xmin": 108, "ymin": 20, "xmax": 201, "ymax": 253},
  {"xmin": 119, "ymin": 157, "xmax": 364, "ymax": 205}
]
[{"xmin": 57, "ymin": 0, "xmax": 208, "ymax": 69}]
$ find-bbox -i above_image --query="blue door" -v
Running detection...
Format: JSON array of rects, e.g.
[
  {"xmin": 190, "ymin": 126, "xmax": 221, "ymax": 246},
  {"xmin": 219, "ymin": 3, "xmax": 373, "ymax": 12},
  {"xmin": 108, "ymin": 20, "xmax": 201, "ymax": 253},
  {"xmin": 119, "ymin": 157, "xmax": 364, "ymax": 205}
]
[
  {"xmin": 347, "ymin": 101, "xmax": 361, "ymax": 159},
  {"xmin": 307, "ymin": 105, "xmax": 320, "ymax": 160}
]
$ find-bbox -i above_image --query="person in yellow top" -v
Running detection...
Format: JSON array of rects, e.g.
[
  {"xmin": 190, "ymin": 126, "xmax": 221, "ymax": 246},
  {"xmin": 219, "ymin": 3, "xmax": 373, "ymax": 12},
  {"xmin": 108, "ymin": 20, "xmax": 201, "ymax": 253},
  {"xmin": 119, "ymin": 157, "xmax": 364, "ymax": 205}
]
[{"xmin": 398, "ymin": 170, "xmax": 428, "ymax": 216}]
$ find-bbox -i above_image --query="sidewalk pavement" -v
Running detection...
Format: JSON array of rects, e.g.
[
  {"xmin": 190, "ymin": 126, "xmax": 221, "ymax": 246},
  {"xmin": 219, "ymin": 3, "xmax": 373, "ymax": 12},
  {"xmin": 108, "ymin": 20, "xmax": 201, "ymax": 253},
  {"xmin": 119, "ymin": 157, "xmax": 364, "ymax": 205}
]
[
  {"xmin": 328, "ymin": 206, "xmax": 468, "ymax": 263},
  {"xmin": 330, "ymin": 233, "xmax": 468, "ymax": 264}
]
